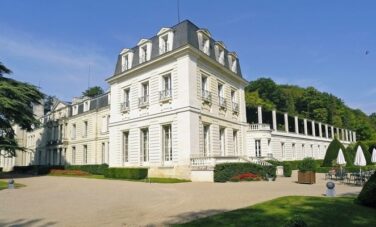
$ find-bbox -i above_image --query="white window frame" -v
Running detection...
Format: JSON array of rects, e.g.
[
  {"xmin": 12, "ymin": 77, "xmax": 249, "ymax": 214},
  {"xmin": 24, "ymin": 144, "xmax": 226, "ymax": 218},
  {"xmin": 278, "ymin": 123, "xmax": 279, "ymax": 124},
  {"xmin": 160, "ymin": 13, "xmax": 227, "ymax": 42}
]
[
  {"xmin": 160, "ymin": 73, "xmax": 172, "ymax": 101},
  {"xmin": 71, "ymin": 124, "xmax": 76, "ymax": 139},
  {"xmin": 121, "ymin": 88, "xmax": 130, "ymax": 112},
  {"xmin": 203, "ymin": 124, "xmax": 210, "ymax": 157},
  {"xmin": 123, "ymin": 131, "xmax": 129, "ymax": 163},
  {"xmin": 162, "ymin": 124, "xmax": 172, "ymax": 163},
  {"xmin": 219, "ymin": 127, "xmax": 226, "ymax": 156},
  {"xmin": 255, "ymin": 139, "xmax": 261, "ymax": 157},
  {"xmin": 139, "ymin": 81, "xmax": 149, "ymax": 107},
  {"xmin": 141, "ymin": 128, "xmax": 149, "ymax": 163},
  {"xmin": 83, "ymin": 121, "xmax": 88, "ymax": 138},
  {"xmin": 83, "ymin": 145, "xmax": 88, "ymax": 164},
  {"xmin": 233, "ymin": 130, "xmax": 238, "ymax": 155}
]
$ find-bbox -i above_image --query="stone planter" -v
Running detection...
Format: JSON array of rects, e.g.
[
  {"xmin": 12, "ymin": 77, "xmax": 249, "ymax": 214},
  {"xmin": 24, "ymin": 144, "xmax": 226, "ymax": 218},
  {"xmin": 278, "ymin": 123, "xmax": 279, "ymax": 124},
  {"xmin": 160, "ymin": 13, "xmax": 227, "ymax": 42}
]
[{"xmin": 298, "ymin": 171, "xmax": 316, "ymax": 184}]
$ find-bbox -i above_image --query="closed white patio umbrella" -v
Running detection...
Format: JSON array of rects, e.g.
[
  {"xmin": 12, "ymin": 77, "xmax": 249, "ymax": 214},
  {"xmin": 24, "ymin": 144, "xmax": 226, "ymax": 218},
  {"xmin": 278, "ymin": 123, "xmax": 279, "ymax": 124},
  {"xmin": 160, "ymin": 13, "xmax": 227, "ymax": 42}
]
[
  {"xmin": 336, "ymin": 149, "xmax": 346, "ymax": 175},
  {"xmin": 371, "ymin": 148, "xmax": 376, "ymax": 164},
  {"xmin": 354, "ymin": 146, "xmax": 367, "ymax": 175}
]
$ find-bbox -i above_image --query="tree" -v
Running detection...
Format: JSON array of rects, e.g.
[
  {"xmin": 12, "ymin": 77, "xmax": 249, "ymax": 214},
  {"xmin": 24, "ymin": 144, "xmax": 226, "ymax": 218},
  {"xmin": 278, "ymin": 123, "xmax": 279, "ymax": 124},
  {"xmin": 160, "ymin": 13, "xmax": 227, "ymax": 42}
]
[
  {"xmin": 0, "ymin": 62, "xmax": 44, "ymax": 157},
  {"xmin": 82, "ymin": 86, "xmax": 104, "ymax": 98}
]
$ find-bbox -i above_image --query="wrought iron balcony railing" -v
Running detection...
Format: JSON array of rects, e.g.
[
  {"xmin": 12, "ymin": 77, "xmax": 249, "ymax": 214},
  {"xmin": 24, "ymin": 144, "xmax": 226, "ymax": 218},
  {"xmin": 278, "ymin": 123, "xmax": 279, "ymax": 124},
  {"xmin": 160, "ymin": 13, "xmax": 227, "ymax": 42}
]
[
  {"xmin": 219, "ymin": 96, "xmax": 227, "ymax": 109},
  {"xmin": 201, "ymin": 90, "xmax": 212, "ymax": 103},
  {"xmin": 159, "ymin": 89, "xmax": 172, "ymax": 101},
  {"xmin": 138, "ymin": 95, "xmax": 149, "ymax": 107},
  {"xmin": 120, "ymin": 101, "xmax": 130, "ymax": 112}
]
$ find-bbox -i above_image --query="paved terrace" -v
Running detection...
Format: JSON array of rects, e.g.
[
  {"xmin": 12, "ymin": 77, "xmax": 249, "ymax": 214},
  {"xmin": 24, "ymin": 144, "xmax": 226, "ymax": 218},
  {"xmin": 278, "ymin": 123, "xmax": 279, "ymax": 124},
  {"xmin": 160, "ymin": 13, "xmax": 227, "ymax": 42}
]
[{"xmin": 0, "ymin": 171, "xmax": 361, "ymax": 227}]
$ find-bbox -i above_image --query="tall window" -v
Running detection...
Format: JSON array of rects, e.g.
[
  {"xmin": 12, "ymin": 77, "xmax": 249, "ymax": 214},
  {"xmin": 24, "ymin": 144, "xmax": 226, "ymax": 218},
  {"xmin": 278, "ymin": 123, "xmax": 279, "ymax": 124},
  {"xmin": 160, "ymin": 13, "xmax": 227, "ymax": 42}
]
[
  {"xmin": 72, "ymin": 146, "xmax": 76, "ymax": 164},
  {"xmin": 141, "ymin": 128, "xmax": 149, "ymax": 162},
  {"xmin": 83, "ymin": 145, "xmax": 88, "ymax": 164},
  {"xmin": 201, "ymin": 76, "xmax": 211, "ymax": 102},
  {"xmin": 71, "ymin": 124, "xmax": 76, "ymax": 139},
  {"xmin": 255, "ymin": 140, "xmax": 261, "ymax": 157},
  {"xmin": 218, "ymin": 83, "xmax": 226, "ymax": 108},
  {"xmin": 233, "ymin": 130, "xmax": 238, "ymax": 155},
  {"xmin": 139, "ymin": 82, "xmax": 149, "ymax": 107},
  {"xmin": 101, "ymin": 143, "xmax": 106, "ymax": 164},
  {"xmin": 163, "ymin": 125, "xmax": 172, "ymax": 162},
  {"xmin": 123, "ymin": 131, "xmax": 129, "ymax": 163},
  {"xmin": 122, "ymin": 89, "xmax": 130, "ymax": 112},
  {"xmin": 220, "ymin": 128, "xmax": 225, "ymax": 156},
  {"xmin": 160, "ymin": 74, "xmax": 172, "ymax": 100},
  {"xmin": 83, "ymin": 121, "xmax": 88, "ymax": 138},
  {"xmin": 203, "ymin": 125, "xmax": 210, "ymax": 156}
]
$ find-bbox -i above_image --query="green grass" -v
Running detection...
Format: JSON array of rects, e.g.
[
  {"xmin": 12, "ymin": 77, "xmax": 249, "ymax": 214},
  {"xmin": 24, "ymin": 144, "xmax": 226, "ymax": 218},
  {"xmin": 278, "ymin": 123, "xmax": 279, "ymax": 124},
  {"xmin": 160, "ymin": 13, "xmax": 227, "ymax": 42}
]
[
  {"xmin": 48, "ymin": 173, "xmax": 190, "ymax": 183},
  {"xmin": 0, "ymin": 180, "xmax": 26, "ymax": 190},
  {"xmin": 176, "ymin": 196, "xmax": 376, "ymax": 227}
]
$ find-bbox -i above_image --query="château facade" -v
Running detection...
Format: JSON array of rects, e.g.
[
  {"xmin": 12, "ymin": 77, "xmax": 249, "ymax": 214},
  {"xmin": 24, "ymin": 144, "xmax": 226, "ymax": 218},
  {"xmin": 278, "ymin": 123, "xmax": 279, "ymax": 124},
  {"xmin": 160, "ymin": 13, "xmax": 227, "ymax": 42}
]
[{"xmin": 0, "ymin": 20, "xmax": 355, "ymax": 181}]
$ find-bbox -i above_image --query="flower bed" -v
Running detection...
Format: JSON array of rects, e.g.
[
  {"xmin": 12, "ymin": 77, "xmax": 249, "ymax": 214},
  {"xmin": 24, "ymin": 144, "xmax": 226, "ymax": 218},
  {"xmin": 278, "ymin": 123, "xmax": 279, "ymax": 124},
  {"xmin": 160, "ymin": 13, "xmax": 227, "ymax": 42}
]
[
  {"xmin": 49, "ymin": 169, "xmax": 90, "ymax": 176},
  {"xmin": 230, "ymin": 172, "xmax": 261, "ymax": 182}
]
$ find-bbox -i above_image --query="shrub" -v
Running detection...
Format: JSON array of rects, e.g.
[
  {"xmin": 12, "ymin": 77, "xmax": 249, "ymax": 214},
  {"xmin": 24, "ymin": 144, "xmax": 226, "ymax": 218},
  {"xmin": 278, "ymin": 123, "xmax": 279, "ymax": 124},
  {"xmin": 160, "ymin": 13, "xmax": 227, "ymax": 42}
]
[
  {"xmin": 298, "ymin": 158, "xmax": 317, "ymax": 172},
  {"xmin": 323, "ymin": 139, "xmax": 352, "ymax": 167},
  {"xmin": 357, "ymin": 171, "xmax": 376, "ymax": 208},
  {"xmin": 284, "ymin": 215, "xmax": 307, "ymax": 227},
  {"xmin": 12, "ymin": 165, "xmax": 64, "ymax": 175},
  {"xmin": 66, "ymin": 164, "xmax": 108, "ymax": 175},
  {"xmin": 283, "ymin": 163, "xmax": 292, "ymax": 177},
  {"xmin": 0, "ymin": 167, "xmax": 2, "ymax": 172},
  {"xmin": 214, "ymin": 163, "xmax": 276, "ymax": 182},
  {"xmin": 104, "ymin": 168, "xmax": 148, "ymax": 180}
]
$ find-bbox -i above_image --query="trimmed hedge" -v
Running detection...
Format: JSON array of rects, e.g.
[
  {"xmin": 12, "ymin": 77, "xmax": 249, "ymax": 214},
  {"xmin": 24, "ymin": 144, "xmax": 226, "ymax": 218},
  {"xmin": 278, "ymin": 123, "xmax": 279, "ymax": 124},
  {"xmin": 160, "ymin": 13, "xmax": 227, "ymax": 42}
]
[
  {"xmin": 357, "ymin": 171, "xmax": 376, "ymax": 208},
  {"xmin": 214, "ymin": 163, "xmax": 276, "ymax": 182},
  {"xmin": 104, "ymin": 168, "xmax": 148, "ymax": 180},
  {"xmin": 323, "ymin": 139, "xmax": 352, "ymax": 167},
  {"xmin": 66, "ymin": 164, "xmax": 108, "ymax": 175},
  {"xmin": 283, "ymin": 163, "xmax": 292, "ymax": 177},
  {"xmin": 316, "ymin": 165, "xmax": 376, "ymax": 173},
  {"xmin": 12, "ymin": 165, "xmax": 64, "ymax": 175}
]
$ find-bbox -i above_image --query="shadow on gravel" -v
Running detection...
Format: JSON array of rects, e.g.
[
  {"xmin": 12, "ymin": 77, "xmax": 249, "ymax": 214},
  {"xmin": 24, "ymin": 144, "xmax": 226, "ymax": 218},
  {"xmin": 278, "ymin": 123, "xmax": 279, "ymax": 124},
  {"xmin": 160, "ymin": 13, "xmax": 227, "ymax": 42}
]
[
  {"xmin": 0, "ymin": 218, "xmax": 57, "ymax": 227},
  {"xmin": 160, "ymin": 209, "xmax": 228, "ymax": 226}
]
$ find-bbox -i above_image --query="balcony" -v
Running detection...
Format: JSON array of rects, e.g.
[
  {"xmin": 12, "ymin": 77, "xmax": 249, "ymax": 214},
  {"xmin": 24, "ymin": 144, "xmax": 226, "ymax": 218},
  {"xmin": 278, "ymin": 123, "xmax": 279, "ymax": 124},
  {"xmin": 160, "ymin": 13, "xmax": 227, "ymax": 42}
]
[
  {"xmin": 249, "ymin": 123, "xmax": 271, "ymax": 131},
  {"xmin": 138, "ymin": 95, "xmax": 149, "ymax": 108},
  {"xmin": 218, "ymin": 96, "xmax": 227, "ymax": 109},
  {"xmin": 120, "ymin": 101, "xmax": 130, "ymax": 112},
  {"xmin": 201, "ymin": 90, "xmax": 212, "ymax": 103},
  {"xmin": 232, "ymin": 102, "xmax": 239, "ymax": 113},
  {"xmin": 159, "ymin": 89, "xmax": 172, "ymax": 102}
]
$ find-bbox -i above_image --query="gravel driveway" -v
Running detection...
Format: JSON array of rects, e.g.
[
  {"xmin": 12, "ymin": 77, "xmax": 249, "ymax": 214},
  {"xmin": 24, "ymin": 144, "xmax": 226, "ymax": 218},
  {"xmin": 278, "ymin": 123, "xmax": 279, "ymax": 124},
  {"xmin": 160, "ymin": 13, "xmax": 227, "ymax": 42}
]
[{"xmin": 0, "ymin": 171, "xmax": 361, "ymax": 227}]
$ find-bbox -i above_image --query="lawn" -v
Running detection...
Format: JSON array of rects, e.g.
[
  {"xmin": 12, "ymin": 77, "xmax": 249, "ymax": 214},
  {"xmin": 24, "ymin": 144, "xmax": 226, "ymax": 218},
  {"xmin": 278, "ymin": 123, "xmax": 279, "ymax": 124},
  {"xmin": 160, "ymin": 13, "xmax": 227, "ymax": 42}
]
[
  {"xmin": 0, "ymin": 180, "xmax": 26, "ymax": 190},
  {"xmin": 176, "ymin": 196, "xmax": 376, "ymax": 227}
]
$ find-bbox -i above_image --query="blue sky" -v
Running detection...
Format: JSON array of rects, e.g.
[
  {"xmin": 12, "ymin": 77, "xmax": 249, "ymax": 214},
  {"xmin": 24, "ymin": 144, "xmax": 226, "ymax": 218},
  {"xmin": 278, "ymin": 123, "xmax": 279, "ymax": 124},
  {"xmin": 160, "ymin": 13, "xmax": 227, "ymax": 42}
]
[{"xmin": 1, "ymin": 0, "xmax": 375, "ymax": 114}]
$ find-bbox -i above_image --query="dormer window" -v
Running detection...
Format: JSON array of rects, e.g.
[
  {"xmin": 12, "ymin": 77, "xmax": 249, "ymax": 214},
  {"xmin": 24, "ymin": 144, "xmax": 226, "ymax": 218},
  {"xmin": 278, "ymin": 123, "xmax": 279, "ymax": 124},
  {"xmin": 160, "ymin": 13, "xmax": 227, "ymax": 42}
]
[
  {"xmin": 197, "ymin": 29, "xmax": 211, "ymax": 56},
  {"xmin": 215, "ymin": 42, "xmax": 225, "ymax": 65},
  {"xmin": 158, "ymin": 28, "xmax": 174, "ymax": 55},
  {"xmin": 139, "ymin": 45, "xmax": 147, "ymax": 63},
  {"xmin": 83, "ymin": 101, "xmax": 90, "ymax": 112},
  {"xmin": 72, "ymin": 105, "xmax": 78, "ymax": 115},
  {"xmin": 228, "ymin": 53, "xmax": 238, "ymax": 73},
  {"xmin": 138, "ymin": 39, "xmax": 152, "ymax": 64},
  {"xmin": 120, "ymin": 49, "xmax": 133, "ymax": 72}
]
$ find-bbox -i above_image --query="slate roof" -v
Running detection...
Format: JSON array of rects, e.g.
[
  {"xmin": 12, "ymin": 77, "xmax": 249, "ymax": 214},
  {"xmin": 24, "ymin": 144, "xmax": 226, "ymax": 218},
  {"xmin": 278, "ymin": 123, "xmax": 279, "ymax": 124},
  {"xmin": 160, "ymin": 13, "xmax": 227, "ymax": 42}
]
[{"xmin": 113, "ymin": 20, "xmax": 242, "ymax": 77}]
